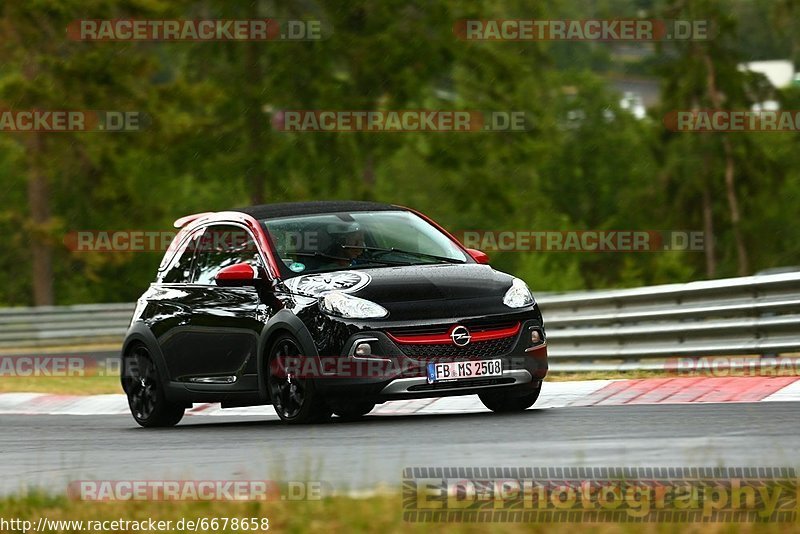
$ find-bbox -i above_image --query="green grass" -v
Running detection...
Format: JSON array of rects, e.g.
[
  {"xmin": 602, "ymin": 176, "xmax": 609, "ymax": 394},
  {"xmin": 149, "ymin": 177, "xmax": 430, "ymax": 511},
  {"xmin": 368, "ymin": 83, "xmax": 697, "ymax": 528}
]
[
  {"xmin": 545, "ymin": 370, "xmax": 678, "ymax": 382},
  {"xmin": 0, "ymin": 492, "xmax": 793, "ymax": 533},
  {"xmin": 0, "ymin": 369, "xmax": 762, "ymax": 396},
  {"xmin": 0, "ymin": 374, "xmax": 121, "ymax": 395}
]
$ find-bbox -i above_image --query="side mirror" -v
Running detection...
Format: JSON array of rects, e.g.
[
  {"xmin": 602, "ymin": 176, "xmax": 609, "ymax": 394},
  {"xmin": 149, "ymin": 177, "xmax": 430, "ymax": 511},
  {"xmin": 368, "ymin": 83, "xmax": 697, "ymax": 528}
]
[
  {"xmin": 215, "ymin": 263, "xmax": 261, "ymax": 287},
  {"xmin": 466, "ymin": 248, "xmax": 490, "ymax": 264}
]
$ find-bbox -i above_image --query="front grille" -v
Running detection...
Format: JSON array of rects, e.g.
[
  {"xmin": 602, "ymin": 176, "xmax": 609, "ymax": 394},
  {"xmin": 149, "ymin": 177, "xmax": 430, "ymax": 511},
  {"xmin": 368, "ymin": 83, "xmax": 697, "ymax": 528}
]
[
  {"xmin": 396, "ymin": 335, "xmax": 516, "ymax": 360},
  {"xmin": 390, "ymin": 320, "xmax": 518, "ymax": 337},
  {"xmin": 407, "ymin": 377, "xmax": 516, "ymax": 391}
]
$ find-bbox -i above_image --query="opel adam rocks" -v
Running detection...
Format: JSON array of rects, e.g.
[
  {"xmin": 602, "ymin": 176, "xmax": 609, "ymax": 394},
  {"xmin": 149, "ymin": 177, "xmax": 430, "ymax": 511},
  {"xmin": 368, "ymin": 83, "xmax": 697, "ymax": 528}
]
[{"xmin": 121, "ymin": 201, "xmax": 547, "ymax": 426}]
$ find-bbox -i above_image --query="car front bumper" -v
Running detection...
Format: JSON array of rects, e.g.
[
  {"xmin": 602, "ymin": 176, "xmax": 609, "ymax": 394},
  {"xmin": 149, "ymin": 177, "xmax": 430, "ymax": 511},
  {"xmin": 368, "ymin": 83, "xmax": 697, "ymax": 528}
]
[{"xmin": 307, "ymin": 308, "xmax": 548, "ymax": 402}]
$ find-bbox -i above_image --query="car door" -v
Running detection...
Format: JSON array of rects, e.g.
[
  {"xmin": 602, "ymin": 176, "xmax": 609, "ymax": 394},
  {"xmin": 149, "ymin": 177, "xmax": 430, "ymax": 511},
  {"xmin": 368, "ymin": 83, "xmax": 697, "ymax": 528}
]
[
  {"xmin": 174, "ymin": 223, "xmax": 269, "ymax": 384},
  {"xmin": 148, "ymin": 228, "xmax": 204, "ymax": 378}
]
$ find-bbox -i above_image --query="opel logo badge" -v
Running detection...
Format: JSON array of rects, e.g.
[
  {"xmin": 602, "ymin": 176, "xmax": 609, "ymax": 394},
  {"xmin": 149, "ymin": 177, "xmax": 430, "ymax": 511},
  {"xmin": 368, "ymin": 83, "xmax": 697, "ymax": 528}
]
[{"xmin": 450, "ymin": 325, "xmax": 471, "ymax": 347}]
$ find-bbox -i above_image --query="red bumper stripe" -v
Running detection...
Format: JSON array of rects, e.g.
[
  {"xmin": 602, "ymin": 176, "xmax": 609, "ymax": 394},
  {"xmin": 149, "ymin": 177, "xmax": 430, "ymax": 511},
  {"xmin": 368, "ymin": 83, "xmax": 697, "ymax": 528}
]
[{"xmin": 387, "ymin": 322, "xmax": 521, "ymax": 345}]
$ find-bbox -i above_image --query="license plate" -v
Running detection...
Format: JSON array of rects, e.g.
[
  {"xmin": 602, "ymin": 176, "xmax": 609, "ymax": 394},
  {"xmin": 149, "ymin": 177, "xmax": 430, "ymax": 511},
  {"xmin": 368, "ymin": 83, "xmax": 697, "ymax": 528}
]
[{"xmin": 426, "ymin": 359, "xmax": 503, "ymax": 384}]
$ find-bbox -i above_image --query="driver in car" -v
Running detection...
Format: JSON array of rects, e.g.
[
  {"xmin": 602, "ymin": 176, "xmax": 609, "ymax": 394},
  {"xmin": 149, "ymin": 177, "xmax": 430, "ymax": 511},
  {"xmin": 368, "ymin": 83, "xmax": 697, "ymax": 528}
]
[{"xmin": 327, "ymin": 222, "xmax": 368, "ymax": 267}]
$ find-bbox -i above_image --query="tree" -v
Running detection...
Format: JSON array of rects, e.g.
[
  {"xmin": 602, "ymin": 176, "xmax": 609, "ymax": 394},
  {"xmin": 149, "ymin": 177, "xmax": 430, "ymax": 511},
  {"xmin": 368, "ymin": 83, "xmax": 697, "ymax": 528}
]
[
  {"xmin": 0, "ymin": 0, "xmax": 184, "ymax": 304},
  {"xmin": 655, "ymin": 0, "xmax": 756, "ymax": 277}
]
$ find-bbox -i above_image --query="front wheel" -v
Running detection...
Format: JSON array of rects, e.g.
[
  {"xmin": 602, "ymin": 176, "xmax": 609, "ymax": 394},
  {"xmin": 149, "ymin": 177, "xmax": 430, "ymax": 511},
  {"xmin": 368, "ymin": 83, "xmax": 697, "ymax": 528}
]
[
  {"xmin": 267, "ymin": 335, "xmax": 332, "ymax": 424},
  {"xmin": 122, "ymin": 344, "xmax": 185, "ymax": 427},
  {"xmin": 479, "ymin": 386, "xmax": 541, "ymax": 413}
]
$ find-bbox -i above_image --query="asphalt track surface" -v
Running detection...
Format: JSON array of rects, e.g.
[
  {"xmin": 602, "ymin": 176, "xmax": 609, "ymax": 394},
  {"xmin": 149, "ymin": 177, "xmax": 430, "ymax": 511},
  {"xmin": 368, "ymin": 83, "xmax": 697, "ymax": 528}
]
[{"xmin": 1, "ymin": 401, "xmax": 799, "ymax": 495}]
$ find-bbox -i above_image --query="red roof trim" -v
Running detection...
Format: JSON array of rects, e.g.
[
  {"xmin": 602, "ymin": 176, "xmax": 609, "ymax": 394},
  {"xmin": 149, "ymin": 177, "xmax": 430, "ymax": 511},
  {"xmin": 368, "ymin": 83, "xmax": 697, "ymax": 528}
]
[{"xmin": 173, "ymin": 212, "xmax": 214, "ymax": 229}]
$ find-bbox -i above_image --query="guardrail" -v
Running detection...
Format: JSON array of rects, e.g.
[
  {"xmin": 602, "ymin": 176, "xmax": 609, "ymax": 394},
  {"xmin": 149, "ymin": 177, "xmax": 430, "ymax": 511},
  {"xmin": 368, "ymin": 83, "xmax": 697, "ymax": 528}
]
[
  {"xmin": 0, "ymin": 303, "xmax": 134, "ymax": 349},
  {"xmin": 1, "ymin": 272, "xmax": 799, "ymax": 372},
  {"xmin": 538, "ymin": 272, "xmax": 800, "ymax": 371}
]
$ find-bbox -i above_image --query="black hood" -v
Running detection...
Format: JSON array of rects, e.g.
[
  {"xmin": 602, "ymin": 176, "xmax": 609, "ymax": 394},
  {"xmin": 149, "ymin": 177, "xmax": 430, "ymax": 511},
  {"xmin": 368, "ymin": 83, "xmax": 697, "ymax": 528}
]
[{"xmin": 351, "ymin": 264, "xmax": 519, "ymax": 321}]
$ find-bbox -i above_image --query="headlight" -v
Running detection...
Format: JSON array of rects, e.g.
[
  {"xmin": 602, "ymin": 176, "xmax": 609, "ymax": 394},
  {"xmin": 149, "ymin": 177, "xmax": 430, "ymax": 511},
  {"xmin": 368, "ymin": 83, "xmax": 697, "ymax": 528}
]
[
  {"xmin": 320, "ymin": 291, "xmax": 389, "ymax": 319},
  {"xmin": 503, "ymin": 278, "xmax": 534, "ymax": 308}
]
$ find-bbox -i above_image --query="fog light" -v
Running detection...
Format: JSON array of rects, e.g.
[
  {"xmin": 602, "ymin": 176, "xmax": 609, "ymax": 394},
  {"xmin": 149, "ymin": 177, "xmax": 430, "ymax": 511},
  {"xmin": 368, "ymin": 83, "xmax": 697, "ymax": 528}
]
[
  {"xmin": 531, "ymin": 329, "xmax": 542, "ymax": 344},
  {"xmin": 354, "ymin": 342, "xmax": 373, "ymax": 357}
]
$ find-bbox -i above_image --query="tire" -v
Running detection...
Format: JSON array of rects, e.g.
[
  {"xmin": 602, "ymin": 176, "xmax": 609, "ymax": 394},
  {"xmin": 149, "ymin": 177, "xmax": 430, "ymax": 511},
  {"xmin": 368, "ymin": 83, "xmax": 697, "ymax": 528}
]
[
  {"xmin": 331, "ymin": 401, "xmax": 375, "ymax": 421},
  {"xmin": 479, "ymin": 386, "xmax": 541, "ymax": 413},
  {"xmin": 267, "ymin": 335, "xmax": 332, "ymax": 424},
  {"xmin": 122, "ymin": 344, "xmax": 185, "ymax": 428}
]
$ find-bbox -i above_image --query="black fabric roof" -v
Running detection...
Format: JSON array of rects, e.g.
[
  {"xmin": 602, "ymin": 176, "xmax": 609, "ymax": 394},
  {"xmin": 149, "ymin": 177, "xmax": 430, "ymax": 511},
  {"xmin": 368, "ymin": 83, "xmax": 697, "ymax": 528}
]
[{"xmin": 233, "ymin": 200, "xmax": 403, "ymax": 220}]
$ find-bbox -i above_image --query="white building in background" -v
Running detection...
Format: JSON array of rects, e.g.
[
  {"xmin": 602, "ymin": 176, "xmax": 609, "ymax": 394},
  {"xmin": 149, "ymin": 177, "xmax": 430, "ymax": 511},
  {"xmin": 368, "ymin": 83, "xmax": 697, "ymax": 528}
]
[
  {"xmin": 619, "ymin": 91, "xmax": 646, "ymax": 119},
  {"xmin": 737, "ymin": 59, "xmax": 795, "ymax": 88},
  {"xmin": 737, "ymin": 60, "xmax": 795, "ymax": 112}
]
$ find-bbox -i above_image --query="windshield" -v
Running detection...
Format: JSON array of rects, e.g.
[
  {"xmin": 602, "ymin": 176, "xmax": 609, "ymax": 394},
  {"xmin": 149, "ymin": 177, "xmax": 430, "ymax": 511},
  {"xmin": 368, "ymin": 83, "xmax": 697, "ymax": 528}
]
[{"xmin": 263, "ymin": 210, "xmax": 468, "ymax": 276}]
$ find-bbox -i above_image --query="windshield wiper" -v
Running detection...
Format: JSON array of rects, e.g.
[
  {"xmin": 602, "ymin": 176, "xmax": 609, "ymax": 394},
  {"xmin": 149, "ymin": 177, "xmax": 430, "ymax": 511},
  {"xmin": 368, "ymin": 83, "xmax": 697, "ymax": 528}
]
[
  {"xmin": 341, "ymin": 245, "xmax": 466, "ymax": 264},
  {"xmin": 288, "ymin": 251, "xmax": 412, "ymax": 266}
]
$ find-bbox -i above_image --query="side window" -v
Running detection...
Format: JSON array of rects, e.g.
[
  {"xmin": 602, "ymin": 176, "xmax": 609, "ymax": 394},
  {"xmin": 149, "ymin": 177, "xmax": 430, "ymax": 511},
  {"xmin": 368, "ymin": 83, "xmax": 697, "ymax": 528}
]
[
  {"xmin": 161, "ymin": 232, "xmax": 201, "ymax": 284},
  {"xmin": 193, "ymin": 224, "xmax": 264, "ymax": 285}
]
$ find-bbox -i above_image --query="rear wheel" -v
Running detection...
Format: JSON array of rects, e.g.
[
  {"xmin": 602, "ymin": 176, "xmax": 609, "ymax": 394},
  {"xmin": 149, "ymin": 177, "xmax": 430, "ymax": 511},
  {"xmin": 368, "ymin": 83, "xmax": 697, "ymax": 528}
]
[
  {"xmin": 123, "ymin": 344, "xmax": 185, "ymax": 427},
  {"xmin": 331, "ymin": 401, "xmax": 375, "ymax": 421},
  {"xmin": 479, "ymin": 386, "xmax": 541, "ymax": 413},
  {"xmin": 267, "ymin": 335, "xmax": 332, "ymax": 424}
]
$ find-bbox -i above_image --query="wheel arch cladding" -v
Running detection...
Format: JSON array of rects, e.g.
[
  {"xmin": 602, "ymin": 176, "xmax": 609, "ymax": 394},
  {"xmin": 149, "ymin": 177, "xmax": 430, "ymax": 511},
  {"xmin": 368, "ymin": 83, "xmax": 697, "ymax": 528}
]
[
  {"xmin": 257, "ymin": 309, "xmax": 320, "ymax": 400},
  {"xmin": 120, "ymin": 322, "xmax": 172, "ymax": 396}
]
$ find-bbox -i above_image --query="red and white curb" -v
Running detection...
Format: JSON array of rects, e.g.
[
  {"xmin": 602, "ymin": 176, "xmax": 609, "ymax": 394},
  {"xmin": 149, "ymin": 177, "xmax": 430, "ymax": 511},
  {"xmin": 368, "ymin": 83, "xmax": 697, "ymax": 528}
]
[{"xmin": 1, "ymin": 377, "xmax": 799, "ymax": 417}]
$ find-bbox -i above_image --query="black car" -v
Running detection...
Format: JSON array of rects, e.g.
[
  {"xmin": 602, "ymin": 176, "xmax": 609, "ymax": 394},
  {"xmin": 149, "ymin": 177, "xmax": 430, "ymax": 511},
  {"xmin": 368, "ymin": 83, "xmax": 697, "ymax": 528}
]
[{"xmin": 121, "ymin": 201, "xmax": 548, "ymax": 426}]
